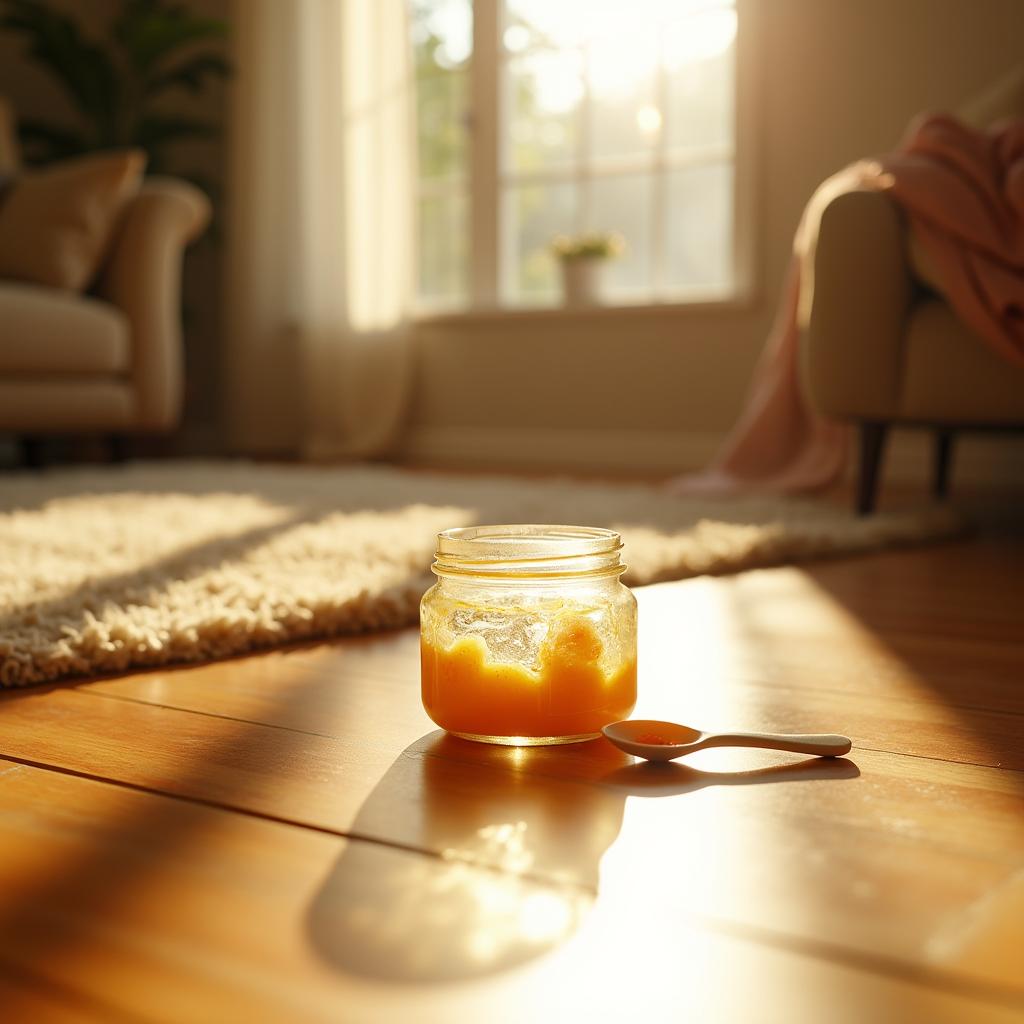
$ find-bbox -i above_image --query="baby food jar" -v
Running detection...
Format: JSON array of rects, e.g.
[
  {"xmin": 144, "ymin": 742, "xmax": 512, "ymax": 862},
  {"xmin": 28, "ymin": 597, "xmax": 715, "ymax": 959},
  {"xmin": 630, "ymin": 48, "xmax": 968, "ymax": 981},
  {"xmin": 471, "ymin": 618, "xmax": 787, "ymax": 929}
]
[{"xmin": 420, "ymin": 525, "xmax": 638, "ymax": 745}]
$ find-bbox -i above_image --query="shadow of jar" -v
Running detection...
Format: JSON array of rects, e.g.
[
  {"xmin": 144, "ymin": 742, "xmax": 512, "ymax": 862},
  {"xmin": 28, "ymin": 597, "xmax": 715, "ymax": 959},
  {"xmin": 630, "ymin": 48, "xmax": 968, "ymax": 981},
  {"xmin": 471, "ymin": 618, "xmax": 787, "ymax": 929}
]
[{"xmin": 306, "ymin": 730, "xmax": 631, "ymax": 984}]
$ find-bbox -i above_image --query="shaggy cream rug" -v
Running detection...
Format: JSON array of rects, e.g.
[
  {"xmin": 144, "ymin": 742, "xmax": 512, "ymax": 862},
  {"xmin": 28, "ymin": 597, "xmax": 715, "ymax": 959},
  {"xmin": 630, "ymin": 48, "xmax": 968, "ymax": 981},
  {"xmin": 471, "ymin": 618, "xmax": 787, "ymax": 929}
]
[{"xmin": 0, "ymin": 461, "xmax": 962, "ymax": 688}]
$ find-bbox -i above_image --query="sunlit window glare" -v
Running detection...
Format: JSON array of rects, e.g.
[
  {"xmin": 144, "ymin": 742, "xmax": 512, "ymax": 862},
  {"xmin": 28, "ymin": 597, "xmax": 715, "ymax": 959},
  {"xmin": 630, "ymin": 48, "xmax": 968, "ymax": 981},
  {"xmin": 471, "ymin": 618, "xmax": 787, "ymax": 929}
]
[
  {"xmin": 504, "ymin": 0, "xmax": 733, "ymax": 47},
  {"xmin": 411, "ymin": 0, "xmax": 737, "ymax": 308},
  {"xmin": 411, "ymin": 0, "xmax": 472, "ymax": 68},
  {"xmin": 503, "ymin": 23, "xmax": 530, "ymax": 53},
  {"xmin": 636, "ymin": 104, "xmax": 663, "ymax": 136},
  {"xmin": 665, "ymin": 7, "xmax": 738, "ymax": 68},
  {"xmin": 517, "ymin": 50, "xmax": 584, "ymax": 115}
]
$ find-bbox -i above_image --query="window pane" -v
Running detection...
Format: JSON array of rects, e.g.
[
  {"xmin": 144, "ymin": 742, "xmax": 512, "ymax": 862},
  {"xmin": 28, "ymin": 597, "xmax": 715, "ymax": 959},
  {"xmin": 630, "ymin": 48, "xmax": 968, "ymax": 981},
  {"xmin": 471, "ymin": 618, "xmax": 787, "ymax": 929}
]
[
  {"xmin": 503, "ymin": 0, "xmax": 590, "ymax": 50},
  {"xmin": 665, "ymin": 6, "xmax": 736, "ymax": 152},
  {"xmin": 411, "ymin": 0, "xmax": 472, "ymax": 73},
  {"xmin": 665, "ymin": 162, "xmax": 733, "ymax": 292},
  {"xmin": 410, "ymin": 0, "xmax": 471, "ymax": 310},
  {"xmin": 505, "ymin": 50, "xmax": 583, "ymax": 173},
  {"xmin": 418, "ymin": 192, "xmax": 470, "ymax": 305},
  {"xmin": 586, "ymin": 174, "xmax": 652, "ymax": 298},
  {"xmin": 588, "ymin": 33, "xmax": 660, "ymax": 161},
  {"xmin": 505, "ymin": 0, "xmax": 699, "ymax": 50},
  {"xmin": 502, "ymin": 182, "xmax": 577, "ymax": 304},
  {"xmin": 417, "ymin": 71, "xmax": 469, "ymax": 182}
]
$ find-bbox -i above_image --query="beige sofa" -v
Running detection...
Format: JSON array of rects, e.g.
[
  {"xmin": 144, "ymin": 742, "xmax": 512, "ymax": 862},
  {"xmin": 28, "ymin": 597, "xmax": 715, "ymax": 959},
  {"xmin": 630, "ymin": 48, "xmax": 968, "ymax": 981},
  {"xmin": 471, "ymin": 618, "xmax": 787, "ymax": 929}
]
[
  {"xmin": 799, "ymin": 183, "xmax": 1024, "ymax": 514},
  {"xmin": 0, "ymin": 99, "xmax": 210, "ymax": 461}
]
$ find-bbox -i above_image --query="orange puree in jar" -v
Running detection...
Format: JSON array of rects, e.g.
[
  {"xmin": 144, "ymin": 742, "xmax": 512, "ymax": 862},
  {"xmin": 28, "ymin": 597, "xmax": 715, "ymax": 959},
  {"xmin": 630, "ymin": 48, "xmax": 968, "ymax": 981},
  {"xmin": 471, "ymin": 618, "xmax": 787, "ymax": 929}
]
[{"xmin": 421, "ymin": 614, "xmax": 637, "ymax": 740}]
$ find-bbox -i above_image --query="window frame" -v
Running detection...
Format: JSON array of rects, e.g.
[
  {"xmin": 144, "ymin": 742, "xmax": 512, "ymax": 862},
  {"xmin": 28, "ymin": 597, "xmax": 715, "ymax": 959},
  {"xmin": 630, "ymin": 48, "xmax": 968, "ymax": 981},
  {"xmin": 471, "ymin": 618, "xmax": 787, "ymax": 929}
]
[{"xmin": 414, "ymin": 0, "xmax": 756, "ymax": 318}]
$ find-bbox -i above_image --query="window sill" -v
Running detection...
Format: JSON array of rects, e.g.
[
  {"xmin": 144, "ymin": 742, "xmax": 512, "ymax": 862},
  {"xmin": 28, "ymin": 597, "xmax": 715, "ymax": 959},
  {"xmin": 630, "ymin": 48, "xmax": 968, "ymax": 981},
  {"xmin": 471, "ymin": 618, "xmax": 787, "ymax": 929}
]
[{"xmin": 413, "ymin": 288, "xmax": 757, "ymax": 325}]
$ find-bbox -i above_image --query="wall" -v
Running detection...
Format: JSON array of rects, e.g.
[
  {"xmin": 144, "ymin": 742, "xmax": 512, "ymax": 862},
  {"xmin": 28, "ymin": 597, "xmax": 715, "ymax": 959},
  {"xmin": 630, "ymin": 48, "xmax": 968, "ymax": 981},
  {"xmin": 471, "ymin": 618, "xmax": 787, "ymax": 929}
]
[
  {"xmin": 3, "ymin": 0, "xmax": 1021, "ymax": 483},
  {"xmin": 402, "ymin": 0, "xmax": 1024, "ymax": 483}
]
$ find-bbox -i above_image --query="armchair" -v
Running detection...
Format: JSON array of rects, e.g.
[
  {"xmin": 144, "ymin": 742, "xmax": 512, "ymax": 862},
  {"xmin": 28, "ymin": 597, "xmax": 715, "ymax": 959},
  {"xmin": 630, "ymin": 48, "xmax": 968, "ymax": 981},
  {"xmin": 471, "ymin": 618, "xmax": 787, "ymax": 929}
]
[
  {"xmin": 799, "ymin": 184, "xmax": 1024, "ymax": 514},
  {"xmin": 0, "ymin": 98, "xmax": 210, "ymax": 462}
]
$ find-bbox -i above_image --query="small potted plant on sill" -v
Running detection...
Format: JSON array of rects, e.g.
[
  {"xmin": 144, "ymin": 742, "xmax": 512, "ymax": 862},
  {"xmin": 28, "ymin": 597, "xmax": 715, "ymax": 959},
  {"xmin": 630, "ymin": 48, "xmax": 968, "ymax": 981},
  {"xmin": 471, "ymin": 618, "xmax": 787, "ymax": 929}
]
[{"xmin": 551, "ymin": 231, "xmax": 625, "ymax": 307}]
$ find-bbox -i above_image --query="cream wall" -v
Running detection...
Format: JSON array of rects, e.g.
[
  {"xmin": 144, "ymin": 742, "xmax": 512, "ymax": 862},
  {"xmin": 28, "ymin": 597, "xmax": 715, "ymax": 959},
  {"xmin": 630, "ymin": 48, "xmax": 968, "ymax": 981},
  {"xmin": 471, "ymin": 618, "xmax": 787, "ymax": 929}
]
[
  {"xmin": 2, "ymin": 0, "xmax": 1022, "ymax": 481},
  {"xmin": 402, "ymin": 0, "xmax": 1024, "ymax": 483}
]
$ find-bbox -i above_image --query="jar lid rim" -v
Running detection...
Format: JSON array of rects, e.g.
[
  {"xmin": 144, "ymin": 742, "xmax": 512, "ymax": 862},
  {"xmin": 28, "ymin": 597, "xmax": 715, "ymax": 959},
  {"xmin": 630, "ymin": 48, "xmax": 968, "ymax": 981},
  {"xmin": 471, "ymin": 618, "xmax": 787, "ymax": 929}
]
[{"xmin": 436, "ymin": 524, "xmax": 622, "ymax": 562}]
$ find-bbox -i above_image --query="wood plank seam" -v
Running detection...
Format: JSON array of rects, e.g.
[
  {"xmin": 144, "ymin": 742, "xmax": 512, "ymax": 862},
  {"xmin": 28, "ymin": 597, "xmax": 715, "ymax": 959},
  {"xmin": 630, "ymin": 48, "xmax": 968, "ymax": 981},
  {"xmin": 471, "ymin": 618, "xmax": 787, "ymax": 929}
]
[
  {"xmin": 851, "ymin": 743, "xmax": 1024, "ymax": 774},
  {"xmin": 75, "ymin": 678, "xmax": 1024, "ymax": 735},
  {"xmin": 57, "ymin": 685, "xmax": 1024, "ymax": 775},
  {"xmin": 0, "ymin": 752, "xmax": 596, "ymax": 898},
  {"xmin": 71, "ymin": 688, "xmax": 346, "ymax": 741}
]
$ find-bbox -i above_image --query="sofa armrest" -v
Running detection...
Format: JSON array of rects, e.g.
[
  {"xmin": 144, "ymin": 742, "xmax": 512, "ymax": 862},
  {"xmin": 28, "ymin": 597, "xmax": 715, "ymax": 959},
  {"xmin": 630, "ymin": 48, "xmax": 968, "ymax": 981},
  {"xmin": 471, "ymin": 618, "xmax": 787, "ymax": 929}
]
[
  {"xmin": 95, "ymin": 177, "xmax": 211, "ymax": 431},
  {"xmin": 798, "ymin": 184, "xmax": 916, "ymax": 421}
]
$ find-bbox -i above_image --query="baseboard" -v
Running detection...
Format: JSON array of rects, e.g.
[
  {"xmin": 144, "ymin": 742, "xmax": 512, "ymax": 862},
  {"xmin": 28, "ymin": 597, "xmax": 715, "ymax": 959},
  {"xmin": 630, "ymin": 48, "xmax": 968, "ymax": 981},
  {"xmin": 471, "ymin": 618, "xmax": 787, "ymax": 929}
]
[
  {"xmin": 402, "ymin": 423, "xmax": 1024, "ymax": 486},
  {"xmin": 401, "ymin": 425, "xmax": 721, "ymax": 476}
]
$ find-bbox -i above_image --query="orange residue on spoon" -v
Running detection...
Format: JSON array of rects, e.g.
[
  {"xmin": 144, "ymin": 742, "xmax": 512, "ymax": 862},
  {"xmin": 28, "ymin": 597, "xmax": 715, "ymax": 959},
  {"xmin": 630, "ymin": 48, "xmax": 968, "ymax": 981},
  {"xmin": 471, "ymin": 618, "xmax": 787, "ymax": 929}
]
[{"xmin": 633, "ymin": 732, "xmax": 675, "ymax": 745}]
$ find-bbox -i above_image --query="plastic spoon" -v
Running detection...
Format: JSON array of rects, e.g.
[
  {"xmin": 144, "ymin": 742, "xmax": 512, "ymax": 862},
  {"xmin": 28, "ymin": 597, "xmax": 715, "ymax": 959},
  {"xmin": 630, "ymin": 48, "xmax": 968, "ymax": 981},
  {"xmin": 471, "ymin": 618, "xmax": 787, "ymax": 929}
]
[{"xmin": 602, "ymin": 718, "xmax": 852, "ymax": 763}]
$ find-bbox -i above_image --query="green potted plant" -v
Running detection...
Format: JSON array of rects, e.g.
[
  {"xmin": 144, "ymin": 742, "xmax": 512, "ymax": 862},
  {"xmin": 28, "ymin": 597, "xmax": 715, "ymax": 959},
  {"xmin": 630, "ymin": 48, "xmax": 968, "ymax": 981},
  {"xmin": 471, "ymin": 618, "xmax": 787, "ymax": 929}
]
[
  {"xmin": 550, "ymin": 231, "xmax": 625, "ymax": 307},
  {"xmin": 0, "ymin": 0, "xmax": 229, "ymax": 176}
]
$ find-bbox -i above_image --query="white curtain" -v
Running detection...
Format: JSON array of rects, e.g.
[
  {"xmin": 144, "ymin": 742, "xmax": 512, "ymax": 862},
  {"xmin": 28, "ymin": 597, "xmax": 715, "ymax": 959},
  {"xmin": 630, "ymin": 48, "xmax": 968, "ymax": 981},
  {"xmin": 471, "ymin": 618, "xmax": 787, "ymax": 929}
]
[{"xmin": 226, "ymin": 0, "xmax": 415, "ymax": 459}]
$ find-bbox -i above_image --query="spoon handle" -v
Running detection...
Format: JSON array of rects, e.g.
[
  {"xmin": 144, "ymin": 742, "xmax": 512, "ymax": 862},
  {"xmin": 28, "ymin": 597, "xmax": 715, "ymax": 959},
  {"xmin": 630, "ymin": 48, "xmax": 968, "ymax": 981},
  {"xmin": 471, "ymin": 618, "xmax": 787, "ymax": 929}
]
[{"xmin": 701, "ymin": 732, "xmax": 852, "ymax": 757}]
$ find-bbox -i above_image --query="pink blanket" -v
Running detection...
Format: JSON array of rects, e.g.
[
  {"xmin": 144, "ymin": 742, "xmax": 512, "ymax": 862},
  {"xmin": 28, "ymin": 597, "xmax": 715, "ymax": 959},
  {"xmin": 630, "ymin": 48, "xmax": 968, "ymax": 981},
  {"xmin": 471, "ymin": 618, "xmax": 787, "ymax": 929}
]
[{"xmin": 668, "ymin": 114, "xmax": 1024, "ymax": 495}]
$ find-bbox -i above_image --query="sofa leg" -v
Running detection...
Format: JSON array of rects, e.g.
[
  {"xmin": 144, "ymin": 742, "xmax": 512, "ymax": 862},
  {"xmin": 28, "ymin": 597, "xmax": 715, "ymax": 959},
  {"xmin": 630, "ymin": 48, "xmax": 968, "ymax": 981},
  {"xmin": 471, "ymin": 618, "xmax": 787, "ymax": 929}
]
[
  {"xmin": 18, "ymin": 436, "xmax": 45, "ymax": 469},
  {"xmin": 856, "ymin": 421, "xmax": 888, "ymax": 516},
  {"xmin": 933, "ymin": 429, "xmax": 954, "ymax": 500}
]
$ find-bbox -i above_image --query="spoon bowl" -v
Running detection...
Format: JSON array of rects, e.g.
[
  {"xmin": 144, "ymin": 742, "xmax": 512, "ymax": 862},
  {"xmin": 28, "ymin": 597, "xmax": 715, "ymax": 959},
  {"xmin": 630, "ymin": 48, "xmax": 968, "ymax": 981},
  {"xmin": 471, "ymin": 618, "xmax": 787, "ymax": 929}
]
[{"xmin": 602, "ymin": 718, "xmax": 852, "ymax": 763}]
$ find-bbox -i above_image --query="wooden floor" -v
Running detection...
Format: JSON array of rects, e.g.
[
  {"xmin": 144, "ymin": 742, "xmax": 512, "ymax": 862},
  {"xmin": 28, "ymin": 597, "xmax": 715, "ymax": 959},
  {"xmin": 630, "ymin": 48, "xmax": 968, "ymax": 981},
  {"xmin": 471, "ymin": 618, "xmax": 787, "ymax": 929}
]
[{"xmin": 0, "ymin": 529, "xmax": 1022, "ymax": 1021}]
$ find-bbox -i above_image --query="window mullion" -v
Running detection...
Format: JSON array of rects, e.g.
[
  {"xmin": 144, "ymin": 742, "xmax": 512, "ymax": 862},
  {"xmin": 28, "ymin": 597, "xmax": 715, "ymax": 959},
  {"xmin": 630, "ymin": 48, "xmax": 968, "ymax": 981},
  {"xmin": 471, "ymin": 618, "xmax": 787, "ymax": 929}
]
[
  {"xmin": 651, "ymin": 26, "xmax": 669, "ymax": 296},
  {"xmin": 470, "ymin": 0, "xmax": 499, "ymax": 307},
  {"xmin": 577, "ymin": 40, "xmax": 591, "ymax": 233}
]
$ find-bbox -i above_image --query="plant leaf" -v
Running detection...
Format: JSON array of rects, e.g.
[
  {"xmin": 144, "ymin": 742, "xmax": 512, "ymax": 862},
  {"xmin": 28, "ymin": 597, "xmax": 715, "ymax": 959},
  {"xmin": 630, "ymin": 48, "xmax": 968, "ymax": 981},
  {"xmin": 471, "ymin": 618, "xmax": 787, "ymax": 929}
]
[
  {"xmin": 0, "ymin": 0, "xmax": 121, "ymax": 142},
  {"xmin": 16, "ymin": 118, "xmax": 91, "ymax": 164},
  {"xmin": 144, "ymin": 52, "xmax": 230, "ymax": 96},
  {"xmin": 112, "ymin": 0, "xmax": 227, "ymax": 72}
]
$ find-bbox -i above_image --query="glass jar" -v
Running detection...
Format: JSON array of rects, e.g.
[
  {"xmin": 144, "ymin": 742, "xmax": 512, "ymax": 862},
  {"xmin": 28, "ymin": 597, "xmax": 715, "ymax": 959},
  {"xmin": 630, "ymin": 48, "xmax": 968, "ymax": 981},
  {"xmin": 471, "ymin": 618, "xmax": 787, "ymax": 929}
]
[{"xmin": 420, "ymin": 525, "xmax": 638, "ymax": 745}]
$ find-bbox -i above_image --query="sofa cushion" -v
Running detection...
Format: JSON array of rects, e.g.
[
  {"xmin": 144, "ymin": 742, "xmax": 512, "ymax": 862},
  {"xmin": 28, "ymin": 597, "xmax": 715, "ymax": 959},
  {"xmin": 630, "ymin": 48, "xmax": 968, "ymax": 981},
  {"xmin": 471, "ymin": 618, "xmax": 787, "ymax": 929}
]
[
  {"xmin": 0, "ymin": 149, "xmax": 146, "ymax": 292},
  {"xmin": 0, "ymin": 380, "xmax": 134, "ymax": 431},
  {"xmin": 0, "ymin": 282, "xmax": 130, "ymax": 374},
  {"xmin": 901, "ymin": 298, "xmax": 1024, "ymax": 423}
]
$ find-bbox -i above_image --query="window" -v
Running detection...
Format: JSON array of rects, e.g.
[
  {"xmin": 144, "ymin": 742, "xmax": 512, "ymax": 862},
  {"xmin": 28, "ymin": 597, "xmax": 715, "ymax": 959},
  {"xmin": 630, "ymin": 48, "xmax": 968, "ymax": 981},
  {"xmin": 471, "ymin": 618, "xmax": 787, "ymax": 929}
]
[{"xmin": 410, "ymin": 0, "xmax": 739, "ymax": 311}]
